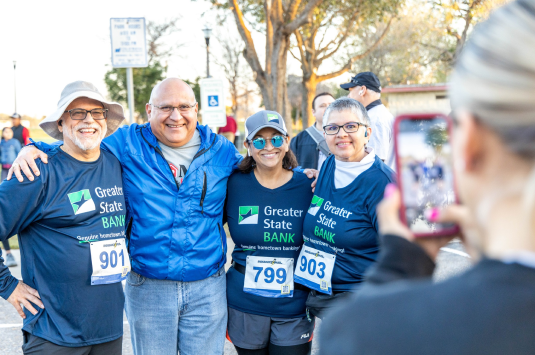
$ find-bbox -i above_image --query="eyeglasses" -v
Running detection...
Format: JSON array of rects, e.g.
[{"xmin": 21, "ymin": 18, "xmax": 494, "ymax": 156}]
[
  {"xmin": 323, "ymin": 122, "xmax": 368, "ymax": 135},
  {"xmin": 152, "ymin": 103, "xmax": 197, "ymax": 114},
  {"xmin": 249, "ymin": 135, "xmax": 286, "ymax": 150},
  {"xmin": 64, "ymin": 108, "xmax": 108, "ymax": 120}
]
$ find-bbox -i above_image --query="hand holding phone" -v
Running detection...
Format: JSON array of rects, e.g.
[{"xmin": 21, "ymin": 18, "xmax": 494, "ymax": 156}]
[{"xmin": 393, "ymin": 113, "xmax": 460, "ymax": 238}]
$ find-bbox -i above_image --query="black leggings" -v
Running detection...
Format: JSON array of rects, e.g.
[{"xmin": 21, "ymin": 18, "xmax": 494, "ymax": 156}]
[
  {"xmin": 1, "ymin": 239, "xmax": 10, "ymax": 251},
  {"xmin": 235, "ymin": 342, "xmax": 311, "ymax": 355}
]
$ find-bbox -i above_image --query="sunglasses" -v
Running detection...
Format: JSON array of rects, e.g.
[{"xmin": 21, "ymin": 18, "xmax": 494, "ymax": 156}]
[{"xmin": 249, "ymin": 135, "xmax": 286, "ymax": 150}]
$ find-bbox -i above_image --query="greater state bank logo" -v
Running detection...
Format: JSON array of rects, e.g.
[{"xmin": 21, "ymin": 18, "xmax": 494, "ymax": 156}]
[
  {"xmin": 267, "ymin": 113, "xmax": 279, "ymax": 123},
  {"xmin": 308, "ymin": 195, "xmax": 324, "ymax": 216},
  {"xmin": 68, "ymin": 189, "xmax": 96, "ymax": 215},
  {"xmin": 239, "ymin": 206, "xmax": 259, "ymax": 224}
]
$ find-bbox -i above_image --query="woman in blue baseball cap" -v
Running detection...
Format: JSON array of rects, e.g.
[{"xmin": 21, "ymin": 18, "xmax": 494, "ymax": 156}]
[{"xmin": 225, "ymin": 110, "xmax": 315, "ymax": 355}]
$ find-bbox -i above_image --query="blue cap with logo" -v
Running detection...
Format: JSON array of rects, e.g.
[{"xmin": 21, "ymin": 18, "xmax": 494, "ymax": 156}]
[
  {"xmin": 245, "ymin": 110, "xmax": 288, "ymax": 141},
  {"xmin": 340, "ymin": 71, "xmax": 382, "ymax": 92}
]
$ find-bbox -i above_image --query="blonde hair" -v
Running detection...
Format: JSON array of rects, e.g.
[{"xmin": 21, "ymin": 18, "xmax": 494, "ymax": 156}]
[{"xmin": 449, "ymin": 0, "xmax": 535, "ymax": 159}]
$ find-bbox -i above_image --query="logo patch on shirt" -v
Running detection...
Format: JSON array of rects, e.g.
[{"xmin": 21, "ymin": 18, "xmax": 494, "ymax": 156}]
[
  {"xmin": 239, "ymin": 206, "xmax": 259, "ymax": 224},
  {"xmin": 267, "ymin": 113, "xmax": 279, "ymax": 123},
  {"xmin": 68, "ymin": 189, "xmax": 96, "ymax": 215},
  {"xmin": 307, "ymin": 195, "xmax": 324, "ymax": 216}
]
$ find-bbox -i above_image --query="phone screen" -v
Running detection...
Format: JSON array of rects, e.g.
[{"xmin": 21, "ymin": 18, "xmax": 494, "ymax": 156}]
[{"xmin": 397, "ymin": 116, "xmax": 457, "ymax": 234}]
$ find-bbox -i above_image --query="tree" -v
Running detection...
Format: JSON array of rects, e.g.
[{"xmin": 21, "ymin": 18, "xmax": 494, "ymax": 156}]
[
  {"xmin": 219, "ymin": 0, "xmax": 324, "ymax": 136},
  {"xmin": 287, "ymin": 75, "xmax": 303, "ymax": 125},
  {"xmin": 104, "ymin": 18, "xmax": 182, "ymax": 122},
  {"xmin": 427, "ymin": 0, "xmax": 508, "ymax": 65},
  {"xmin": 355, "ymin": 5, "xmax": 448, "ymax": 86},
  {"xmin": 104, "ymin": 62, "xmax": 167, "ymax": 122},
  {"xmin": 292, "ymin": 0, "xmax": 400, "ymax": 128}
]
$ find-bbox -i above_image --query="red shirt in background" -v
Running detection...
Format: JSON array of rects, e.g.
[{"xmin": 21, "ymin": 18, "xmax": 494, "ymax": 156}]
[{"xmin": 218, "ymin": 116, "xmax": 237, "ymax": 134}]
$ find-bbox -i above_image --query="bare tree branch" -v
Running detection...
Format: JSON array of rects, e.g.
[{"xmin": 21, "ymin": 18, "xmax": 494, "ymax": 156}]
[
  {"xmin": 316, "ymin": 17, "xmax": 394, "ymax": 81},
  {"xmin": 284, "ymin": 0, "xmax": 324, "ymax": 34}
]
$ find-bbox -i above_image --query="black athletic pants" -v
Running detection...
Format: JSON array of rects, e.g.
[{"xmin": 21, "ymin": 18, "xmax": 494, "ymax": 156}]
[{"xmin": 22, "ymin": 331, "xmax": 122, "ymax": 355}]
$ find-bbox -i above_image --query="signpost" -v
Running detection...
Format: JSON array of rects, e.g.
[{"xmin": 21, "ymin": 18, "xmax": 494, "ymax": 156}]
[
  {"xmin": 200, "ymin": 78, "xmax": 227, "ymax": 128},
  {"xmin": 110, "ymin": 18, "xmax": 148, "ymax": 124}
]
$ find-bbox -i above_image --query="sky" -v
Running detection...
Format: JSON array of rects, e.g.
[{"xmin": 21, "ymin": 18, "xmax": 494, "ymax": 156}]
[
  {"xmin": 0, "ymin": 0, "xmax": 251, "ymax": 117},
  {"xmin": 0, "ymin": 0, "xmax": 353, "ymax": 119}
]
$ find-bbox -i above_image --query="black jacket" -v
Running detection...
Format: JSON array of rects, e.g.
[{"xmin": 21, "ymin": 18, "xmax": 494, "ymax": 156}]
[
  {"xmin": 290, "ymin": 129, "xmax": 318, "ymax": 169},
  {"xmin": 320, "ymin": 235, "xmax": 535, "ymax": 355}
]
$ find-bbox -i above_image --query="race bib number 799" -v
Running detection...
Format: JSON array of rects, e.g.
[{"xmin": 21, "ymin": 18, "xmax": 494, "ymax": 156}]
[
  {"xmin": 294, "ymin": 245, "xmax": 336, "ymax": 295},
  {"xmin": 90, "ymin": 238, "xmax": 131, "ymax": 285},
  {"xmin": 244, "ymin": 256, "xmax": 294, "ymax": 298}
]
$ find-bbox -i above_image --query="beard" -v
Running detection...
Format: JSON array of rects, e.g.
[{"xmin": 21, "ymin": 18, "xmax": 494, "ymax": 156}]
[{"xmin": 63, "ymin": 122, "xmax": 107, "ymax": 151}]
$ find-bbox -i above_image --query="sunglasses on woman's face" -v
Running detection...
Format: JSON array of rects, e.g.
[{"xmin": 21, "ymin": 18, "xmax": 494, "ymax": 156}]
[{"xmin": 250, "ymin": 135, "xmax": 286, "ymax": 150}]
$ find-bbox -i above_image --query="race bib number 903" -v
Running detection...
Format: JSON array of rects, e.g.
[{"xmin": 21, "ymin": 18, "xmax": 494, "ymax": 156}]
[
  {"xmin": 244, "ymin": 256, "xmax": 294, "ymax": 298},
  {"xmin": 90, "ymin": 238, "xmax": 131, "ymax": 285},
  {"xmin": 294, "ymin": 245, "xmax": 336, "ymax": 295}
]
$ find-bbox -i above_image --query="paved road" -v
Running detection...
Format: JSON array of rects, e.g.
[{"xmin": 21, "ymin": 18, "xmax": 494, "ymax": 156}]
[{"xmin": 0, "ymin": 238, "xmax": 471, "ymax": 355}]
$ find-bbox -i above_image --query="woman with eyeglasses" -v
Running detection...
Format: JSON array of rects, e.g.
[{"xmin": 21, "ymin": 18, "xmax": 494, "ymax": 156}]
[
  {"xmin": 294, "ymin": 97, "xmax": 395, "ymax": 318},
  {"xmin": 224, "ymin": 111, "xmax": 315, "ymax": 355}
]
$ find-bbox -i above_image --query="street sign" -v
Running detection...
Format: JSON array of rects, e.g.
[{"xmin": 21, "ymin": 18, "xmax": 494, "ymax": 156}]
[
  {"xmin": 110, "ymin": 18, "xmax": 148, "ymax": 68},
  {"xmin": 200, "ymin": 78, "xmax": 227, "ymax": 128}
]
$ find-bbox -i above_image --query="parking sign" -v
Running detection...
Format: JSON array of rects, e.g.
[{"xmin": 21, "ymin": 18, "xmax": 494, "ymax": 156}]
[
  {"xmin": 110, "ymin": 18, "xmax": 148, "ymax": 68},
  {"xmin": 200, "ymin": 78, "xmax": 227, "ymax": 127}
]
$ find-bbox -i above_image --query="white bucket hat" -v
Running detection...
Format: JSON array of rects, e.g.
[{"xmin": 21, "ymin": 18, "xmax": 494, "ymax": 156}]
[{"xmin": 40, "ymin": 81, "xmax": 125, "ymax": 140}]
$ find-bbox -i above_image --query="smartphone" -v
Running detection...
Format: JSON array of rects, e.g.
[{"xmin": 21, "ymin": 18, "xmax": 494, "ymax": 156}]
[{"xmin": 393, "ymin": 113, "xmax": 460, "ymax": 238}]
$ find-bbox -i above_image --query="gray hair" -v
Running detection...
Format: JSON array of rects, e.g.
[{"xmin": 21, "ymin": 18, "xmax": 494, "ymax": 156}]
[
  {"xmin": 449, "ymin": 0, "xmax": 535, "ymax": 159},
  {"xmin": 323, "ymin": 97, "xmax": 371, "ymax": 126}
]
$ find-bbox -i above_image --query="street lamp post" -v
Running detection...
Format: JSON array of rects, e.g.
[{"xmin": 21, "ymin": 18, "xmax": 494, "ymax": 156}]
[
  {"xmin": 202, "ymin": 26, "xmax": 212, "ymax": 78},
  {"xmin": 13, "ymin": 61, "xmax": 17, "ymax": 113}
]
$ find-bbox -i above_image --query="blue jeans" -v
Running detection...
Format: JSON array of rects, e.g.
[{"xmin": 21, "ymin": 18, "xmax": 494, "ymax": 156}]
[{"xmin": 125, "ymin": 267, "xmax": 227, "ymax": 355}]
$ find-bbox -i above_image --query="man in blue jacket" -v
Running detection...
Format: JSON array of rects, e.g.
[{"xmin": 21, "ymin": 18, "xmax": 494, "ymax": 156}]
[{"xmin": 11, "ymin": 78, "xmax": 243, "ymax": 355}]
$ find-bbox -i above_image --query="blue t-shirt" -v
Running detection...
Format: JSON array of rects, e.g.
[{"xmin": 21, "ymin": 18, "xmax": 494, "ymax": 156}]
[
  {"xmin": 0, "ymin": 147, "xmax": 126, "ymax": 347},
  {"xmin": 226, "ymin": 170, "xmax": 313, "ymax": 318},
  {"xmin": 302, "ymin": 155, "xmax": 394, "ymax": 292}
]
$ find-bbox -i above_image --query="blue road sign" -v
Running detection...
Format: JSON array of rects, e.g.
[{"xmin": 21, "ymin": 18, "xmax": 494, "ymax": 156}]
[{"xmin": 208, "ymin": 95, "xmax": 219, "ymax": 107}]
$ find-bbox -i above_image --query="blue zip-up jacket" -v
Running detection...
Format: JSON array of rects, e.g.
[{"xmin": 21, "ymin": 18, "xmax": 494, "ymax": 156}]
[
  {"xmin": 35, "ymin": 123, "xmax": 243, "ymax": 282},
  {"xmin": 1, "ymin": 138, "xmax": 22, "ymax": 165}
]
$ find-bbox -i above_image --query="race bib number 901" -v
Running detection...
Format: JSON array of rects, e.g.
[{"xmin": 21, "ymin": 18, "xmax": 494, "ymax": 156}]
[
  {"xmin": 294, "ymin": 245, "xmax": 336, "ymax": 295},
  {"xmin": 244, "ymin": 256, "xmax": 294, "ymax": 298},
  {"xmin": 90, "ymin": 238, "xmax": 131, "ymax": 285}
]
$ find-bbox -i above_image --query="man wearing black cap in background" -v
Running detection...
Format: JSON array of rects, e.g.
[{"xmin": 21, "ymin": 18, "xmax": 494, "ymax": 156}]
[
  {"xmin": 10, "ymin": 113, "xmax": 31, "ymax": 146},
  {"xmin": 340, "ymin": 72, "xmax": 394, "ymax": 169}
]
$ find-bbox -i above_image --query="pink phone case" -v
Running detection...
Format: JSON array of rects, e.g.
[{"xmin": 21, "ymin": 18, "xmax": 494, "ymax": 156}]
[{"xmin": 393, "ymin": 113, "xmax": 460, "ymax": 238}]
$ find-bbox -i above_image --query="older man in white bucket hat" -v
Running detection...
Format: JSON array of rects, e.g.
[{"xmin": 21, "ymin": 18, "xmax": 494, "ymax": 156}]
[{"xmin": 0, "ymin": 81, "xmax": 127, "ymax": 354}]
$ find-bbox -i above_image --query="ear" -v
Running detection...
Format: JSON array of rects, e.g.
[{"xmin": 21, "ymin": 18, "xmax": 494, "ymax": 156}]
[
  {"xmin": 146, "ymin": 103, "xmax": 152, "ymax": 120},
  {"xmin": 243, "ymin": 140, "xmax": 249, "ymax": 150},
  {"xmin": 456, "ymin": 111, "xmax": 484, "ymax": 173},
  {"xmin": 58, "ymin": 120, "xmax": 63, "ymax": 133},
  {"xmin": 365, "ymin": 126, "xmax": 372, "ymax": 139}
]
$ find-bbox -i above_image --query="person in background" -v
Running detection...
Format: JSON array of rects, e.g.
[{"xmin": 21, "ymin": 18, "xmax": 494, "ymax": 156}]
[
  {"xmin": 320, "ymin": 1, "xmax": 535, "ymax": 354},
  {"xmin": 219, "ymin": 115, "xmax": 238, "ymax": 143},
  {"xmin": 295, "ymin": 97, "xmax": 395, "ymax": 319},
  {"xmin": 290, "ymin": 93, "xmax": 335, "ymax": 170},
  {"xmin": 225, "ymin": 110, "xmax": 314, "ymax": 355},
  {"xmin": 341, "ymin": 72, "xmax": 395, "ymax": 169},
  {"xmin": 0, "ymin": 127, "xmax": 22, "ymax": 267},
  {"xmin": 10, "ymin": 113, "xmax": 31, "ymax": 146}
]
